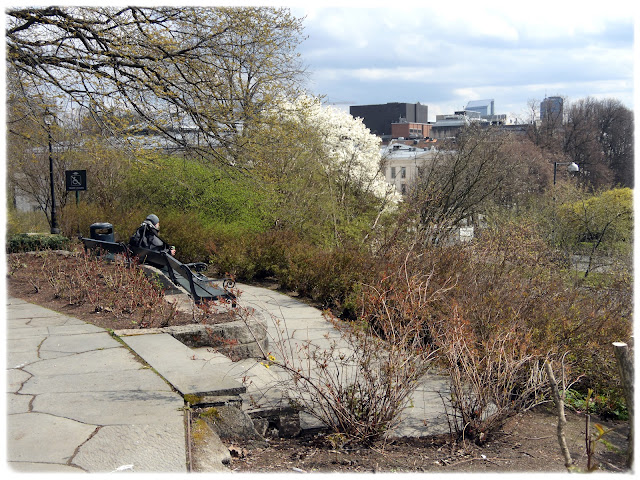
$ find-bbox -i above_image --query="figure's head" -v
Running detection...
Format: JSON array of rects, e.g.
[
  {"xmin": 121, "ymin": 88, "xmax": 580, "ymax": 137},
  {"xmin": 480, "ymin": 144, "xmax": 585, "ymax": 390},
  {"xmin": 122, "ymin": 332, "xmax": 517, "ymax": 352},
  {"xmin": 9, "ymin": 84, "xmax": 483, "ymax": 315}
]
[{"xmin": 146, "ymin": 214, "xmax": 160, "ymax": 228}]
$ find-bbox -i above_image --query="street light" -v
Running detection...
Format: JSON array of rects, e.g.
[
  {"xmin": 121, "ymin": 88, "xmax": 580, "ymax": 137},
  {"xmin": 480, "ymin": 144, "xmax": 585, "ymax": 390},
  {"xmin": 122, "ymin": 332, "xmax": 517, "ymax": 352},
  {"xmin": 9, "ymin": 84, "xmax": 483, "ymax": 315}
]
[
  {"xmin": 553, "ymin": 161, "xmax": 579, "ymax": 185},
  {"xmin": 551, "ymin": 161, "xmax": 579, "ymax": 244},
  {"xmin": 43, "ymin": 109, "xmax": 60, "ymax": 234}
]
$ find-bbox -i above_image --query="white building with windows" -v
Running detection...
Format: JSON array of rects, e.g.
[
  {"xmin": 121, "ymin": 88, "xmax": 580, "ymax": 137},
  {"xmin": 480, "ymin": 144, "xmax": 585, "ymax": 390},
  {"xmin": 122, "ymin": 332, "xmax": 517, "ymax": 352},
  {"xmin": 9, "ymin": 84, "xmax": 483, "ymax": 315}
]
[
  {"xmin": 380, "ymin": 142, "xmax": 479, "ymax": 243},
  {"xmin": 381, "ymin": 142, "xmax": 437, "ymax": 195}
]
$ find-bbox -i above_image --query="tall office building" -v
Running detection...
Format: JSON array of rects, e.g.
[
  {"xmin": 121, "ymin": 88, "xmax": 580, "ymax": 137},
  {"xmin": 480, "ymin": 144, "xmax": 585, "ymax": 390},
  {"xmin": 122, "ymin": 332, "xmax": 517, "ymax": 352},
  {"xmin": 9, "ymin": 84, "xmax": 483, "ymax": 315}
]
[
  {"xmin": 540, "ymin": 96, "xmax": 564, "ymax": 122},
  {"xmin": 350, "ymin": 102, "xmax": 428, "ymax": 136}
]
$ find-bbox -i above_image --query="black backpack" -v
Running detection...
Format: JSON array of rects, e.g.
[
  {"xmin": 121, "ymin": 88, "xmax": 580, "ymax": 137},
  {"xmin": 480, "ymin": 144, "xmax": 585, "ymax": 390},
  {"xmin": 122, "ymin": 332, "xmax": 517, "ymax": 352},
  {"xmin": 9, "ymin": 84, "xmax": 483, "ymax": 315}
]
[{"xmin": 129, "ymin": 223, "xmax": 148, "ymax": 248}]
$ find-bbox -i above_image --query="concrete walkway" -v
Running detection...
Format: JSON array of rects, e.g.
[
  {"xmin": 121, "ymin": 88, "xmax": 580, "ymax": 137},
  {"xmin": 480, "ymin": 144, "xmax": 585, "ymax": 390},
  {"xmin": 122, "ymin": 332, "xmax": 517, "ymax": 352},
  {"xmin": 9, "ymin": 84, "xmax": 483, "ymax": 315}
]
[
  {"xmin": 218, "ymin": 283, "xmax": 451, "ymax": 437},
  {"xmin": 6, "ymin": 297, "xmax": 187, "ymax": 473},
  {"xmin": 6, "ymin": 283, "xmax": 450, "ymax": 473}
]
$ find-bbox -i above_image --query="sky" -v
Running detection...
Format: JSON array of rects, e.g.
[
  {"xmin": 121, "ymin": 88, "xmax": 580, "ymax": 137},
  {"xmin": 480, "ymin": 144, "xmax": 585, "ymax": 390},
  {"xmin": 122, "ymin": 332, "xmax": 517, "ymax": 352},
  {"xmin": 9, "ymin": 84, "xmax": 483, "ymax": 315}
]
[{"xmin": 288, "ymin": 1, "xmax": 636, "ymax": 122}]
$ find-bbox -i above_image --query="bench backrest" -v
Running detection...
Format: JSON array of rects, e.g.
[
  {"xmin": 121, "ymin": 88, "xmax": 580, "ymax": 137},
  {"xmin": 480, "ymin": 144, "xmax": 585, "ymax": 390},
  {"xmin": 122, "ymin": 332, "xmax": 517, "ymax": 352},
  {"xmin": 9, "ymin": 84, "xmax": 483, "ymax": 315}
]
[
  {"xmin": 81, "ymin": 237, "xmax": 131, "ymax": 262},
  {"xmin": 130, "ymin": 245, "xmax": 233, "ymax": 305},
  {"xmin": 81, "ymin": 238, "xmax": 233, "ymax": 305}
]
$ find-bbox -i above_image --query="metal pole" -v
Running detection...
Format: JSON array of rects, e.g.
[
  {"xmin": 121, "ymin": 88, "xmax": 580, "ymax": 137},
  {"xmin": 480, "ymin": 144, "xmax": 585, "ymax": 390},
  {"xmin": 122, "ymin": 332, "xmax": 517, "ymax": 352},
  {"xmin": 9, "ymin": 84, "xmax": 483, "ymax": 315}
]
[
  {"xmin": 48, "ymin": 129, "xmax": 60, "ymax": 234},
  {"xmin": 552, "ymin": 162, "xmax": 559, "ymax": 244}
]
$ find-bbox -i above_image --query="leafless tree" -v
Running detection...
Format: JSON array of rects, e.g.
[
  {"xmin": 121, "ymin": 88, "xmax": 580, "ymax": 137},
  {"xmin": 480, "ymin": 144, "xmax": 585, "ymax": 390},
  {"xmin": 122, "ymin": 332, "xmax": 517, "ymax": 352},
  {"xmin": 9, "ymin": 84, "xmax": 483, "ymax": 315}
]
[
  {"xmin": 6, "ymin": 7, "xmax": 307, "ymax": 166},
  {"xmin": 405, "ymin": 125, "xmax": 515, "ymax": 244}
]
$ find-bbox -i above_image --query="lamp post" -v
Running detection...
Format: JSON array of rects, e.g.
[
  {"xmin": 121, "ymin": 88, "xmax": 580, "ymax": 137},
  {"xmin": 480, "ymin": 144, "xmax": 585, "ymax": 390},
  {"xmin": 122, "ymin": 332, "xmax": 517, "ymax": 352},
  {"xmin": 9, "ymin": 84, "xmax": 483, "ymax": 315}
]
[
  {"xmin": 44, "ymin": 109, "xmax": 60, "ymax": 234},
  {"xmin": 553, "ymin": 161, "xmax": 580, "ymax": 185},
  {"xmin": 551, "ymin": 161, "xmax": 579, "ymax": 244}
]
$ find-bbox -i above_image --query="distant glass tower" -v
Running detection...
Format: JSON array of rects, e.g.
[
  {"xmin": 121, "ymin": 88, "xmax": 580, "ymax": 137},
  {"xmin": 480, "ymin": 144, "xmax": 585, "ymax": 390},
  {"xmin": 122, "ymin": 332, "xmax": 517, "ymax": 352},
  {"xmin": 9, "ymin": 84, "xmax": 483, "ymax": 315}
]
[
  {"xmin": 465, "ymin": 99, "xmax": 494, "ymax": 116},
  {"xmin": 540, "ymin": 96, "xmax": 564, "ymax": 123}
]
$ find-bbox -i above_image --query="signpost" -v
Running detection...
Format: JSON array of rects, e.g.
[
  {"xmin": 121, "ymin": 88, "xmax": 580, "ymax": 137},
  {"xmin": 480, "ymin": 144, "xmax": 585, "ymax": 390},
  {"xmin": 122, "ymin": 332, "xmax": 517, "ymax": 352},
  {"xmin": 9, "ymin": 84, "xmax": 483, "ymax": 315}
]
[{"xmin": 65, "ymin": 170, "xmax": 87, "ymax": 205}]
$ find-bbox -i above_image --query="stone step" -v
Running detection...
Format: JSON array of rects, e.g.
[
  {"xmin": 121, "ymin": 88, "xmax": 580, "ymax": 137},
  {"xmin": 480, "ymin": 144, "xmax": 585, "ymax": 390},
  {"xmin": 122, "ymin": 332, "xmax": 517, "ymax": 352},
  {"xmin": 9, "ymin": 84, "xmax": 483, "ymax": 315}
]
[{"xmin": 119, "ymin": 333, "xmax": 246, "ymax": 398}]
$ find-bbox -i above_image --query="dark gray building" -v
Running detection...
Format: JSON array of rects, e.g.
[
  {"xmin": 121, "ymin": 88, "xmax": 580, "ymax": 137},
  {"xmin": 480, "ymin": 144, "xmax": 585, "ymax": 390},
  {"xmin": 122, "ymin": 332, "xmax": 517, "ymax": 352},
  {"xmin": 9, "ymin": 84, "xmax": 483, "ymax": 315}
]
[
  {"xmin": 540, "ymin": 96, "xmax": 564, "ymax": 123},
  {"xmin": 350, "ymin": 102, "xmax": 428, "ymax": 137}
]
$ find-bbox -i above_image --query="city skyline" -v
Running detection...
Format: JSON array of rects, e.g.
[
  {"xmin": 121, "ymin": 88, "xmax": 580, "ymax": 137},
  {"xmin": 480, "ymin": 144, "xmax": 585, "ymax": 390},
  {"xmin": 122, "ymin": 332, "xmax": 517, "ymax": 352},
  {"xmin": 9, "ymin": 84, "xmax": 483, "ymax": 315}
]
[{"xmin": 292, "ymin": 1, "xmax": 635, "ymax": 122}]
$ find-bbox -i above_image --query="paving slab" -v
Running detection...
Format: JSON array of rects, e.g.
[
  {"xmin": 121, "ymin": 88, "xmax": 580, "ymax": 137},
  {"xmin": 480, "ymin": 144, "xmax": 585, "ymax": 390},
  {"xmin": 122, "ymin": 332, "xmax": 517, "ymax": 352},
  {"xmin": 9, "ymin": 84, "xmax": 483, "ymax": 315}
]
[
  {"xmin": 9, "ymin": 315, "xmax": 85, "ymax": 328},
  {"xmin": 21, "ymin": 347, "xmax": 154, "ymax": 378},
  {"xmin": 39, "ymin": 331, "xmax": 121, "ymax": 357},
  {"xmin": 9, "ymin": 462, "xmax": 84, "ymax": 473},
  {"xmin": 20, "ymin": 368, "xmax": 172, "ymax": 395},
  {"xmin": 72, "ymin": 423, "xmax": 186, "ymax": 473},
  {"xmin": 6, "ymin": 298, "xmax": 188, "ymax": 473},
  {"xmin": 45, "ymin": 323, "xmax": 106, "ymax": 335},
  {"xmin": 7, "ymin": 412, "xmax": 97, "ymax": 465},
  {"xmin": 6, "ymin": 369, "xmax": 32, "ymax": 393},
  {"xmin": 120, "ymin": 333, "xmax": 246, "ymax": 397},
  {"xmin": 7, "ymin": 336, "xmax": 46, "ymax": 367},
  {"xmin": 7, "ymin": 325, "xmax": 51, "ymax": 339},
  {"xmin": 7, "ymin": 392, "xmax": 33, "ymax": 415},
  {"xmin": 32, "ymin": 390, "xmax": 184, "ymax": 425},
  {"xmin": 6, "ymin": 304, "xmax": 64, "ymax": 319}
]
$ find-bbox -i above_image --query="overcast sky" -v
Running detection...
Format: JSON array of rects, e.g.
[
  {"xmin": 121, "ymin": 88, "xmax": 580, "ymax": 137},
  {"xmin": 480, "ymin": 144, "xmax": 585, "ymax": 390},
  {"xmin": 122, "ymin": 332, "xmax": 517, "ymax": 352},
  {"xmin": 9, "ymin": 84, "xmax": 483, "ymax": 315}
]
[{"xmin": 290, "ymin": 1, "xmax": 636, "ymax": 122}]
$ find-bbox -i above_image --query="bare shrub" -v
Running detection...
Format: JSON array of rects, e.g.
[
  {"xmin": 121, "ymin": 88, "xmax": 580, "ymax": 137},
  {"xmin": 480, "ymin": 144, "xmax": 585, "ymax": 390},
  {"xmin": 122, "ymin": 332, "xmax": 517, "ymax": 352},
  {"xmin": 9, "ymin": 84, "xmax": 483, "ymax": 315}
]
[
  {"xmin": 432, "ymin": 306, "xmax": 549, "ymax": 443},
  {"xmin": 227, "ymin": 261, "xmax": 441, "ymax": 446},
  {"xmin": 360, "ymin": 240, "xmax": 551, "ymax": 443},
  {"xmin": 269, "ymin": 316, "xmax": 435, "ymax": 446},
  {"xmin": 410, "ymin": 219, "xmax": 632, "ymax": 435},
  {"xmin": 14, "ymin": 250, "xmax": 179, "ymax": 326}
]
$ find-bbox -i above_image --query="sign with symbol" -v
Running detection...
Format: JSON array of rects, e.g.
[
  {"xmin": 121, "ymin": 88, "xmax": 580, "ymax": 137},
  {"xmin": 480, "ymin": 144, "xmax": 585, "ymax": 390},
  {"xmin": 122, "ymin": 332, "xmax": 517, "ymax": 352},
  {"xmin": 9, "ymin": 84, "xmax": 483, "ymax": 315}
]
[{"xmin": 65, "ymin": 170, "xmax": 87, "ymax": 191}]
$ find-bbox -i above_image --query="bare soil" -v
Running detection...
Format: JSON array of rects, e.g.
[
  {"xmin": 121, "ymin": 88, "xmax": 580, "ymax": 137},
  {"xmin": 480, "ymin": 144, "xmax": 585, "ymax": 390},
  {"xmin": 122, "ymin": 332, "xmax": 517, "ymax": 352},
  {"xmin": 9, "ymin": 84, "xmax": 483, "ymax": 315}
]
[
  {"xmin": 226, "ymin": 408, "xmax": 630, "ymax": 473},
  {"xmin": 6, "ymin": 250, "xmax": 631, "ymax": 473},
  {"xmin": 6, "ymin": 250, "xmax": 234, "ymax": 330}
]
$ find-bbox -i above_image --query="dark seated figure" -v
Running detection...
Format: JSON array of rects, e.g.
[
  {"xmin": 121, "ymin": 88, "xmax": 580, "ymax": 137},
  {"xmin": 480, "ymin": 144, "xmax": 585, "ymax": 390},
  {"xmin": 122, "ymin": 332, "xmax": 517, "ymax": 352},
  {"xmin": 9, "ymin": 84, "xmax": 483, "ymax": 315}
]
[
  {"xmin": 127, "ymin": 214, "xmax": 232, "ymax": 304},
  {"xmin": 129, "ymin": 214, "xmax": 176, "ymax": 257}
]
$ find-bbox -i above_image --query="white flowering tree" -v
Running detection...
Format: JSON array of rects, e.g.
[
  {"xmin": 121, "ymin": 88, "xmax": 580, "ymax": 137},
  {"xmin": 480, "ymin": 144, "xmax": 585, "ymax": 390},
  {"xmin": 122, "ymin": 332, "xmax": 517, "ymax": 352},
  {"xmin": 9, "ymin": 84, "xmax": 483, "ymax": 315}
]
[
  {"xmin": 281, "ymin": 95, "xmax": 398, "ymax": 203},
  {"xmin": 253, "ymin": 95, "xmax": 399, "ymax": 245}
]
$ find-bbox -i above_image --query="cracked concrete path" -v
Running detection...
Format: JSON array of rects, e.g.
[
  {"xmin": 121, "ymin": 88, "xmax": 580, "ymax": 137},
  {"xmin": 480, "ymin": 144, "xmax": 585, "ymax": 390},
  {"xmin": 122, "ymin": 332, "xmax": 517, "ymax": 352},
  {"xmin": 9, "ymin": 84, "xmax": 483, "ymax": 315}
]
[
  {"xmin": 6, "ymin": 297, "xmax": 187, "ymax": 473},
  {"xmin": 195, "ymin": 283, "xmax": 452, "ymax": 437},
  {"xmin": 6, "ymin": 283, "xmax": 451, "ymax": 475}
]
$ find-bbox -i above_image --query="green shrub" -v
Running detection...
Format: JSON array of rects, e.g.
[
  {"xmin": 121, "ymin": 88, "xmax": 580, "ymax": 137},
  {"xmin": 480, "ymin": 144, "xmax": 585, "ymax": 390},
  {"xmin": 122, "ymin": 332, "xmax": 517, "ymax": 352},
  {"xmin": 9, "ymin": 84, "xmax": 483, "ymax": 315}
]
[
  {"xmin": 6, "ymin": 233, "xmax": 69, "ymax": 253},
  {"xmin": 119, "ymin": 156, "xmax": 267, "ymax": 231},
  {"xmin": 565, "ymin": 388, "xmax": 628, "ymax": 421},
  {"xmin": 6, "ymin": 208, "xmax": 50, "ymax": 236},
  {"xmin": 284, "ymin": 242, "xmax": 370, "ymax": 316}
]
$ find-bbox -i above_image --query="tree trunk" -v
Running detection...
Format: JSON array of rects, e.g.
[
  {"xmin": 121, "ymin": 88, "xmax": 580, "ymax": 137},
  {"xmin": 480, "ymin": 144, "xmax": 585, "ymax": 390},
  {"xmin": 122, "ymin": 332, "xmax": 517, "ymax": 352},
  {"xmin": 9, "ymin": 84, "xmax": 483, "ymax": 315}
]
[{"xmin": 544, "ymin": 361, "xmax": 574, "ymax": 470}]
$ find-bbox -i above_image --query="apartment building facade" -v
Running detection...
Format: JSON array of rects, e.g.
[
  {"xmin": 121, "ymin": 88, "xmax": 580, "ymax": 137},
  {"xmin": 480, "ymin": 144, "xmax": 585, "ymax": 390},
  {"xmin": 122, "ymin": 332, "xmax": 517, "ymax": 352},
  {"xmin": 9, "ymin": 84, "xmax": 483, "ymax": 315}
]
[
  {"xmin": 391, "ymin": 122, "xmax": 432, "ymax": 139},
  {"xmin": 381, "ymin": 143, "xmax": 437, "ymax": 195}
]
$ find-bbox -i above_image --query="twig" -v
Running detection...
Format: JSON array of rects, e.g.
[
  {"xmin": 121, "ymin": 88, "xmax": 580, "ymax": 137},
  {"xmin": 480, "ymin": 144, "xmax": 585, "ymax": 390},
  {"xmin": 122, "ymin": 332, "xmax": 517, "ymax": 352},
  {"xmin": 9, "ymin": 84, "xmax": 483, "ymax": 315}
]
[{"xmin": 447, "ymin": 456, "xmax": 508, "ymax": 467}]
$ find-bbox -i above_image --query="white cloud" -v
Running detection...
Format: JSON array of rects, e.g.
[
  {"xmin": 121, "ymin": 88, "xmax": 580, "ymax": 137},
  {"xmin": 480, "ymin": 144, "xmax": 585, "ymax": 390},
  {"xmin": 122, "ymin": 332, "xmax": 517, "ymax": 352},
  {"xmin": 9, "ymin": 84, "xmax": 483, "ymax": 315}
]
[{"xmin": 296, "ymin": 3, "xmax": 634, "ymax": 119}]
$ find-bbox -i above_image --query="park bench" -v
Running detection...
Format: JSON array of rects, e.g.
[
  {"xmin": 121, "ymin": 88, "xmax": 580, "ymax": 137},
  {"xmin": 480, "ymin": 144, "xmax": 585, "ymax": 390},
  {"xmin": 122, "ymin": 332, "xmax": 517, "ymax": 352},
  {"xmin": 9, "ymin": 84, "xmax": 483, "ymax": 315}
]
[{"xmin": 80, "ymin": 236, "xmax": 236, "ymax": 306}]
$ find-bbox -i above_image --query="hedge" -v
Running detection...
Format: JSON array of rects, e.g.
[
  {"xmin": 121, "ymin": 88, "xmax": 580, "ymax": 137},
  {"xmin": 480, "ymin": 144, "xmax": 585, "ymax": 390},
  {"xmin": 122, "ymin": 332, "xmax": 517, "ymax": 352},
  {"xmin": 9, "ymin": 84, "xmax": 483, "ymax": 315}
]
[{"xmin": 6, "ymin": 233, "xmax": 70, "ymax": 253}]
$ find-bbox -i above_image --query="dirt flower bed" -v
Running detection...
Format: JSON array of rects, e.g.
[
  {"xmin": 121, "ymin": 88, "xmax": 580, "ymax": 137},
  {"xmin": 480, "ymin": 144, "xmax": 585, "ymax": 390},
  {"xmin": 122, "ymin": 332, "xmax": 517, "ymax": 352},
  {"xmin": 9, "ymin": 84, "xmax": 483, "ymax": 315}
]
[
  {"xmin": 225, "ymin": 408, "xmax": 629, "ymax": 473},
  {"xmin": 6, "ymin": 250, "xmax": 234, "ymax": 330},
  {"xmin": 6, "ymin": 249, "xmax": 631, "ymax": 473}
]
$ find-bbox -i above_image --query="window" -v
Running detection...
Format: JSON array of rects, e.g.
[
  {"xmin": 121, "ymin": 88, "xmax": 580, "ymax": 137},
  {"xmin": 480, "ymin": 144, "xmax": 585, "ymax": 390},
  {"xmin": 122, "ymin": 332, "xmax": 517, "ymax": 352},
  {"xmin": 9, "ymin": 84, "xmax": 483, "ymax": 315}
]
[
  {"xmin": 401, "ymin": 167, "xmax": 406, "ymax": 179},
  {"xmin": 401, "ymin": 183, "xmax": 407, "ymax": 195},
  {"xmin": 391, "ymin": 166, "xmax": 396, "ymax": 179}
]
